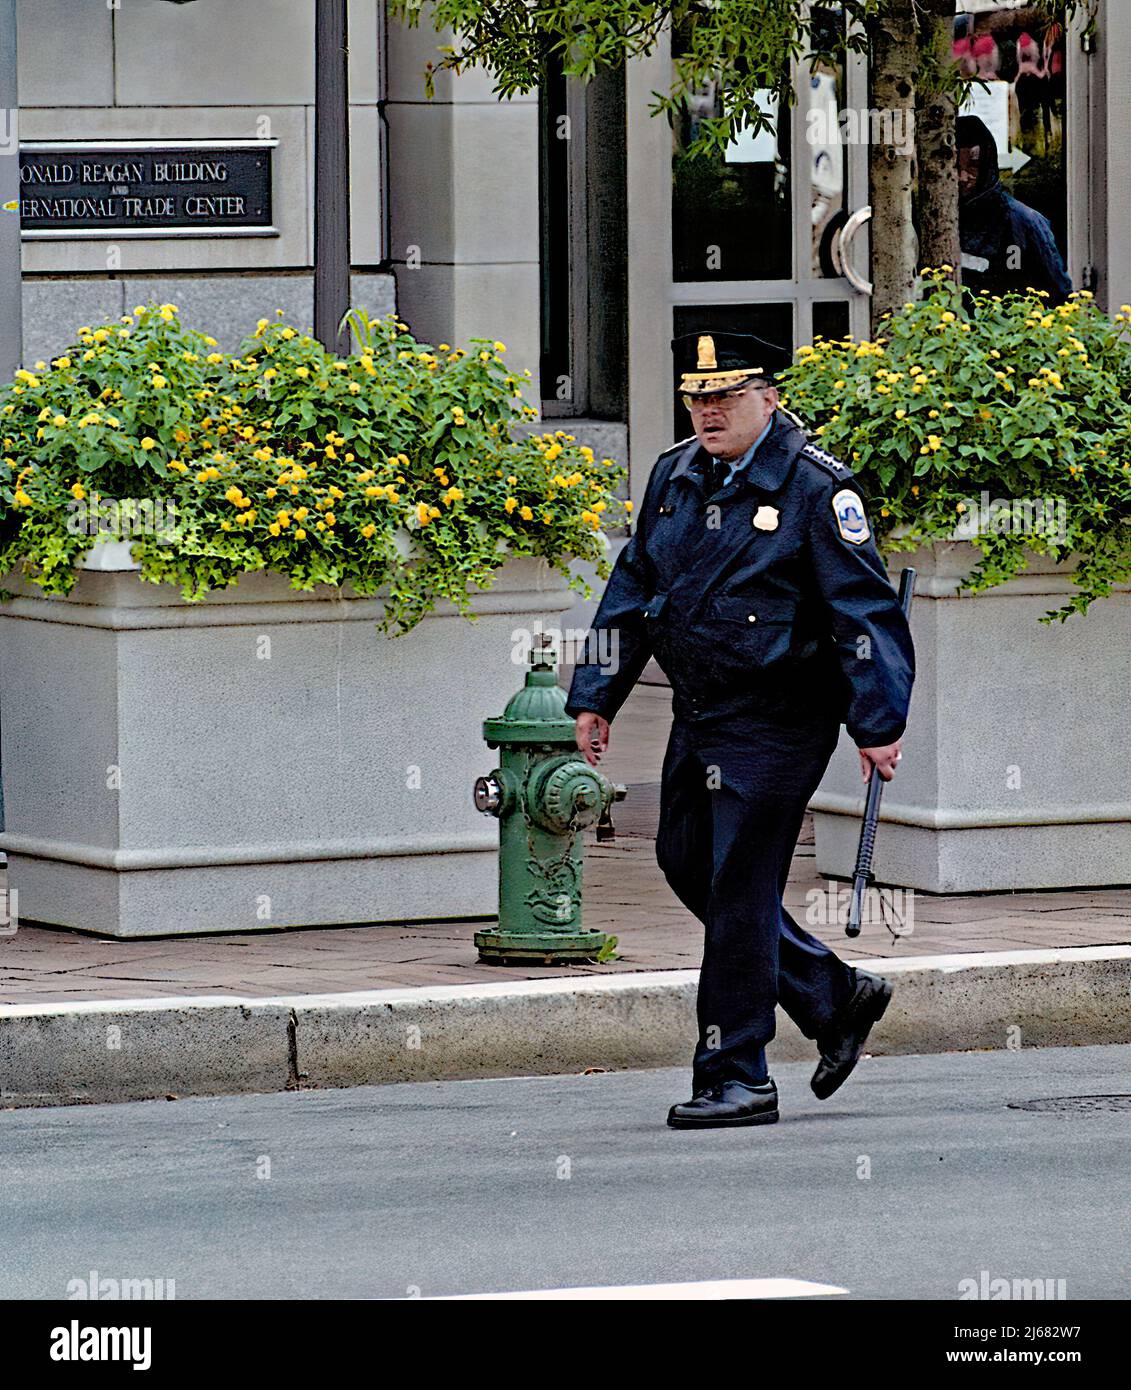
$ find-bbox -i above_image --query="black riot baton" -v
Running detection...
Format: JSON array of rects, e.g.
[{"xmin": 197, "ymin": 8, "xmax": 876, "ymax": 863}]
[{"xmin": 845, "ymin": 567, "xmax": 916, "ymax": 939}]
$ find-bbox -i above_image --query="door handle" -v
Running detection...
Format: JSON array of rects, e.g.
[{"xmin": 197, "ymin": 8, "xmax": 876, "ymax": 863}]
[{"xmin": 832, "ymin": 204, "xmax": 872, "ymax": 296}]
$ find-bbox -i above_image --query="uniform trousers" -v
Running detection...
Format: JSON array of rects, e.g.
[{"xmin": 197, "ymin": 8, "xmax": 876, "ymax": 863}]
[{"xmin": 655, "ymin": 711, "xmax": 857, "ymax": 1089}]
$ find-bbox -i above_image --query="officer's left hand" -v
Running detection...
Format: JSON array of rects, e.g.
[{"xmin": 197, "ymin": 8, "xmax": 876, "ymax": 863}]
[
  {"xmin": 575, "ymin": 711, "xmax": 611, "ymax": 768},
  {"xmin": 859, "ymin": 741, "xmax": 902, "ymax": 782}
]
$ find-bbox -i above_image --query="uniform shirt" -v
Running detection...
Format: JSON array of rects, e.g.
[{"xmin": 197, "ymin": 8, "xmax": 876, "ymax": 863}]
[
  {"xmin": 565, "ymin": 410, "xmax": 915, "ymax": 748},
  {"xmin": 720, "ymin": 416, "xmax": 774, "ymax": 488}
]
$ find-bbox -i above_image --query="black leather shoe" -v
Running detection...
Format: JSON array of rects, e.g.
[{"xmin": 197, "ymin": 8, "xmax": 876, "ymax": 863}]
[
  {"xmin": 667, "ymin": 1078, "xmax": 779, "ymax": 1128},
  {"xmin": 811, "ymin": 970, "xmax": 894, "ymax": 1100}
]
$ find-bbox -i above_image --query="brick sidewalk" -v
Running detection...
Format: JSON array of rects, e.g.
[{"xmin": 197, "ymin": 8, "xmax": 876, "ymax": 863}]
[{"xmin": 2, "ymin": 685, "xmax": 1128, "ymax": 1006}]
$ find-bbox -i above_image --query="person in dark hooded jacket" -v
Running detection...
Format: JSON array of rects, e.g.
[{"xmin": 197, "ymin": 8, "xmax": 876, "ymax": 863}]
[{"xmin": 956, "ymin": 114, "xmax": 1072, "ymax": 305}]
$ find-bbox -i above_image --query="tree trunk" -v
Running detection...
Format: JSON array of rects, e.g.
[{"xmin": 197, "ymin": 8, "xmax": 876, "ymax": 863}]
[
  {"xmin": 868, "ymin": 0, "xmax": 920, "ymax": 328},
  {"xmin": 916, "ymin": 0, "xmax": 960, "ymax": 280}
]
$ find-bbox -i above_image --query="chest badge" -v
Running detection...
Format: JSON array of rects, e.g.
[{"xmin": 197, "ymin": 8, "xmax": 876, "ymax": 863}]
[
  {"xmin": 752, "ymin": 505, "xmax": 780, "ymax": 532},
  {"xmin": 832, "ymin": 488, "xmax": 870, "ymax": 545}
]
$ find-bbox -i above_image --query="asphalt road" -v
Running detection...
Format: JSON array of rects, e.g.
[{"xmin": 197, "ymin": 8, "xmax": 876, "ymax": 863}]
[{"xmin": 2, "ymin": 1044, "xmax": 1129, "ymax": 1300}]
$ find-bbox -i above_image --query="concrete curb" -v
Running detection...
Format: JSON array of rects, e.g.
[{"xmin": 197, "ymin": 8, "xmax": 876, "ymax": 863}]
[{"xmin": 2, "ymin": 946, "xmax": 1129, "ymax": 1108}]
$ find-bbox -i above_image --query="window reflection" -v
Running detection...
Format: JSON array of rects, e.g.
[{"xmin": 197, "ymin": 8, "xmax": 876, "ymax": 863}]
[
  {"xmin": 671, "ymin": 41, "xmax": 792, "ymax": 281},
  {"xmin": 955, "ymin": 1, "xmax": 1067, "ymax": 257}
]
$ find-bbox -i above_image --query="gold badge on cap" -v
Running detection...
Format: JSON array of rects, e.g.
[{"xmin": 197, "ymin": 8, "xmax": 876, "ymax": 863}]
[
  {"xmin": 752, "ymin": 505, "xmax": 780, "ymax": 531},
  {"xmin": 696, "ymin": 335, "xmax": 717, "ymax": 370}
]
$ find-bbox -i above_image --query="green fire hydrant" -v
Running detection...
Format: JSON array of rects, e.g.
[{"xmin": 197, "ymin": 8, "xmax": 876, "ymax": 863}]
[{"xmin": 473, "ymin": 638, "xmax": 626, "ymax": 964}]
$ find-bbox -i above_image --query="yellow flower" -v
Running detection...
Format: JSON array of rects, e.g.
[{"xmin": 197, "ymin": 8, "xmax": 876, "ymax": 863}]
[
  {"xmin": 52, "ymin": 414, "xmax": 67, "ymax": 428},
  {"xmin": 276, "ymin": 511, "xmax": 291, "ymax": 528},
  {"xmin": 294, "ymin": 367, "xmax": 310, "ymax": 379},
  {"xmin": 53, "ymin": 357, "xmax": 71, "ymax": 369},
  {"xmin": 519, "ymin": 505, "xmax": 534, "ymax": 521},
  {"xmin": 504, "ymin": 497, "xmax": 518, "ymax": 513},
  {"xmin": 71, "ymin": 482, "xmax": 85, "ymax": 500},
  {"xmin": 152, "ymin": 375, "xmax": 168, "ymax": 390},
  {"xmin": 493, "ymin": 341, "xmax": 506, "ymax": 353},
  {"xmin": 442, "ymin": 486, "xmax": 464, "ymax": 504},
  {"xmin": 624, "ymin": 500, "xmax": 634, "ymax": 512},
  {"xmin": 225, "ymin": 485, "xmax": 244, "ymax": 505},
  {"xmin": 220, "ymin": 520, "xmax": 233, "ymax": 531},
  {"xmin": 167, "ymin": 460, "xmax": 188, "ymax": 474},
  {"xmin": 140, "ymin": 437, "xmax": 157, "ymax": 451},
  {"xmin": 294, "ymin": 527, "xmax": 306, "ymax": 539},
  {"xmin": 324, "ymin": 512, "xmax": 336, "ymax": 527},
  {"xmin": 206, "ymin": 353, "xmax": 224, "ymax": 365},
  {"xmin": 294, "ymin": 506, "xmax": 309, "ymax": 521},
  {"xmin": 268, "ymin": 522, "xmax": 282, "ymax": 536},
  {"xmin": 360, "ymin": 523, "xmax": 377, "ymax": 539},
  {"xmin": 895, "ymin": 409, "xmax": 906, "ymax": 420}
]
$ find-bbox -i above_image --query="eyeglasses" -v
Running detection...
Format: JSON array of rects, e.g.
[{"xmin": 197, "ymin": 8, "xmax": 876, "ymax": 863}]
[{"xmin": 682, "ymin": 386, "xmax": 772, "ymax": 410}]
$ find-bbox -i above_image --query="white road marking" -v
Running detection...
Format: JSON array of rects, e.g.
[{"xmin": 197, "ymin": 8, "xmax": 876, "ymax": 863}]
[{"xmin": 429, "ymin": 1277, "xmax": 848, "ymax": 1300}]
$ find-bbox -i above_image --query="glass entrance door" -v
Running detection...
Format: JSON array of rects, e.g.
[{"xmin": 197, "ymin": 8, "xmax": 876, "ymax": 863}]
[
  {"xmin": 669, "ymin": 4, "xmax": 875, "ymax": 439},
  {"xmin": 625, "ymin": 6, "xmax": 872, "ymax": 481}
]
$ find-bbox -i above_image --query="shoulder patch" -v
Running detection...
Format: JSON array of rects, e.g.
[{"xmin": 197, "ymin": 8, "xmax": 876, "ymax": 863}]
[
  {"xmin": 831, "ymin": 488, "xmax": 870, "ymax": 545},
  {"xmin": 801, "ymin": 441, "xmax": 852, "ymax": 479}
]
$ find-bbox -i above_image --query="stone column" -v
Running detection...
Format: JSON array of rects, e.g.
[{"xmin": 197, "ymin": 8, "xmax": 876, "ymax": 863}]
[
  {"xmin": 384, "ymin": 18, "xmax": 540, "ymax": 379},
  {"xmin": 1103, "ymin": 0, "xmax": 1131, "ymax": 308}
]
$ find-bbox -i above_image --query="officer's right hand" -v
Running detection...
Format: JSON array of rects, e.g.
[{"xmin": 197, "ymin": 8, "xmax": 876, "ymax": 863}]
[{"xmin": 575, "ymin": 712, "xmax": 610, "ymax": 768}]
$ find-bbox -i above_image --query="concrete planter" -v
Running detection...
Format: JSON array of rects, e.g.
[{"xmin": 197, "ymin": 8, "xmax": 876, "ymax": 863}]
[
  {"xmin": 811, "ymin": 542, "xmax": 1131, "ymax": 893},
  {"xmin": 0, "ymin": 551, "xmax": 574, "ymax": 937}
]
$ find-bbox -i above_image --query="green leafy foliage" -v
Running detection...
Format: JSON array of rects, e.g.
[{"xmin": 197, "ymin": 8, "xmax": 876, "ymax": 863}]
[
  {"xmin": 0, "ymin": 305, "xmax": 628, "ymax": 633},
  {"xmin": 390, "ymin": 2, "xmax": 1086, "ymax": 159},
  {"xmin": 393, "ymin": 0, "xmax": 883, "ymax": 156},
  {"xmin": 777, "ymin": 272, "xmax": 1131, "ymax": 620}
]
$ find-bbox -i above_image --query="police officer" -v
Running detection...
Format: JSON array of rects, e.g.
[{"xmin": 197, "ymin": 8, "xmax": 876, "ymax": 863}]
[{"xmin": 566, "ymin": 331, "xmax": 915, "ymax": 1129}]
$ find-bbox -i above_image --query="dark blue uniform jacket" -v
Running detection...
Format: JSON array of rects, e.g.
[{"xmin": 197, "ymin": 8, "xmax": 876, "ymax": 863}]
[{"xmin": 565, "ymin": 411, "xmax": 915, "ymax": 748}]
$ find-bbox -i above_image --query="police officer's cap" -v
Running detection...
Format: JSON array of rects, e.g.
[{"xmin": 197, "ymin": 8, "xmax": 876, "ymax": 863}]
[{"xmin": 673, "ymin": 331, "xmax": 791, "ymax": 397}]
